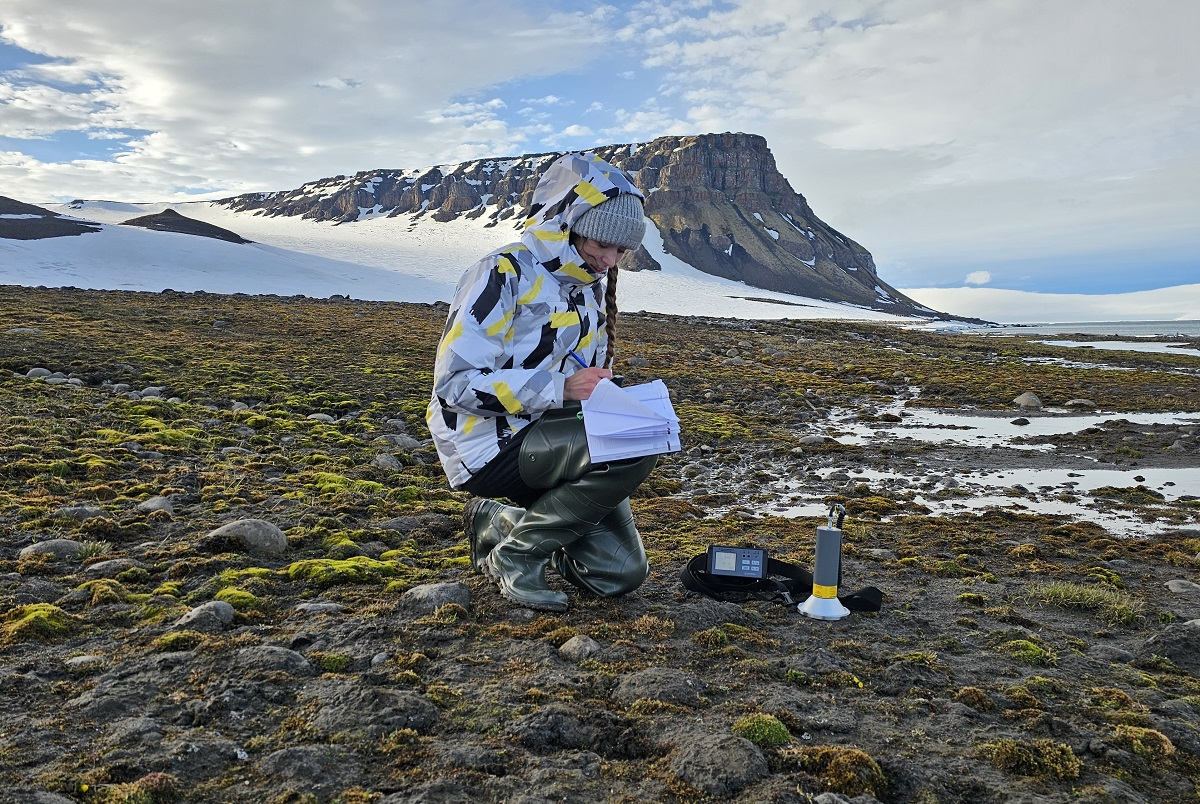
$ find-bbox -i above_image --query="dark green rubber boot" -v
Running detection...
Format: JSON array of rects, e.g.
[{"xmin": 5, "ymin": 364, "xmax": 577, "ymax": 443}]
[
  {"xmin": 480, "ymin": 408, "xmax": 656, "ymax": 611},
  {"xmin": 551, "ymin": 498, "xmax": 649, "ymax": 597},
  {"xmin": 463, "ymin": 498, "xmax": 524, "ymax": 574}
]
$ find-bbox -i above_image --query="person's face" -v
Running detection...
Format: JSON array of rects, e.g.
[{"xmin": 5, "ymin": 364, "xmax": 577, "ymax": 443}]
[{"xmin": 576, "ymin": 238, "xmax": 628, "ymax": 276}]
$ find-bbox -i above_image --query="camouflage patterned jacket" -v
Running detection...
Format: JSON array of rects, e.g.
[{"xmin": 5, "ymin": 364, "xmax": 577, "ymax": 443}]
[{"xmin": 426, "ymin": 153, "xmax": 645, "ymax": 488}]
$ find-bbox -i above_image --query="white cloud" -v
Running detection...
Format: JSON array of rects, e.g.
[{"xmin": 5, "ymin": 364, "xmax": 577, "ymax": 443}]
[
  {"xmin": 0, "ymin": 0, "xmax": 1196, "ymax": 298},
  {"xmin": 964, "ymin": 271, "xmax": 991, "ymax": 286},
  {"xmin": 519, "ymin": 95, "xmax": 565, "ymax": 105},
  {"xmin": 0, "ymin": 1, "xmax": 601, "ymax": 200},
  {"xmin": 621, "ymin": 0, "xmax": 1200, "ymax": 287}
]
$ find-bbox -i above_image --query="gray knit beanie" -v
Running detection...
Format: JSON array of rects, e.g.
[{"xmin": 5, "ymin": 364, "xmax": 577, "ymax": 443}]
[{"xmin": 571, "ymin": 193, "xmax": 646, "ymax": 251}]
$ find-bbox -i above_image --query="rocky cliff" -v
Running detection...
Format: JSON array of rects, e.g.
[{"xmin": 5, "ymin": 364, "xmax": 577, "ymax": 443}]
[{"xmin": 217, "ymin": 133, "xmax": 931, "ymax": 315}]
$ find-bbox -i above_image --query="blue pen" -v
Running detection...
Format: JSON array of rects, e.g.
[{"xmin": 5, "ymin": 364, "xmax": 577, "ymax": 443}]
[{"xmin": 566, "ymin": 349, "xmax": 589, "ymax": 369}]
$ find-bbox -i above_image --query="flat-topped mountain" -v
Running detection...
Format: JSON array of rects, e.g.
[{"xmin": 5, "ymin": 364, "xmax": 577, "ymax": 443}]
[{"xmin": 217, "ymin": 133, "xmax": 931, "ymax": 316}]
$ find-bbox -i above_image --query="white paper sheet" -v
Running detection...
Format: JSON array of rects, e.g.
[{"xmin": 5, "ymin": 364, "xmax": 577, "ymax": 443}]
[{"xmin": 580, "ymin": 378, "xmax": 681, "ymax": 461}]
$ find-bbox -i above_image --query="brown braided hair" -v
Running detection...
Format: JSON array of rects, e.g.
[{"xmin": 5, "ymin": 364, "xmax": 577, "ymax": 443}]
[{"xmin": 603, "ymin": 265, "xmax": 619, "ymax": 369}]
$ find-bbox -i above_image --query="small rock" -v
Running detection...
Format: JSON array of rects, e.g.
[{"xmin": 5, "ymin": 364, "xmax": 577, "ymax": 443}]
[
  {"xmin": 307, "ymin": 413, "xmax": 337, "ymax": 423},
  {"xmin": 65, "ymin": 655, "xmax": 105, "ymax": 670},
  {"xmin": 1013, "ymin": 391, "xmax": 1043, "ymax": 410},
  {"xmin": 559, "ymin": 635, "xmax": 603, "ymax": 662},
  {"xmin": 1064, "ymin": 398, "xmax": 1096, "ymax": 409},
  {"xmin": 83, "ymin": 558, "xmax": 143, "ymax": 577},
  {"xmin": 799, "ymin": 435, "xmax": 827, "ymax": 446},
  {"xmin": 1167, "ymin": 580, "xmax": 1200, "ymax": 595},
  {"xmin": 398, "ymin": 582, "xmax": 470, "ymax": 615},
  {"xmin": 53, "ymin": 504, "xmax": 107, "ymax": 522},
  {"xmin": 1010, "ymin": 417, "xmax": 1030, "ymax": 426},
  {"xmin": 372, "ymin": 453, "xmax": 402, "ymax": 470},
  {"xmin": 137, "ymin": 496, "xmax": 175, "ymax": 514},
  {"xmin": 175, "ymin": 600, "xmax": 236, "ymax": 632},
  {"xmin": 1136, "ymin": 621, "xmax": 1200, "ymax": 675},
  {"xmin": 25, "ymin": 367, "xmax": 53, "ymax": 378},
  {"xmin": 18, "ymin": 539, "xmax": 83, "ymax": 560},
  {"xmin": 207, "ymin": 519, "xmax": 288, "ymax": 556},
  {"xmin": 612, "ymin": 667, "xmax": 704, "ymax": 708},
  {"xmin": 669, "ymin": 733, "xmax": 768, "ymax": 797},
  {"xmin": 233, "ymin": 645, "xmax": 314, "ymax": 676},
  {"xmin": 861, "ymin": 548, "xmax": 898, "ymax": 561}
]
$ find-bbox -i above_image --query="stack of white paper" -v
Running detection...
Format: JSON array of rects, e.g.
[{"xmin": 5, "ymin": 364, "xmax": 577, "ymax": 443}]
[{"xmin": 580, "ymin": 378, "xmax": 682, "ymax": 462}]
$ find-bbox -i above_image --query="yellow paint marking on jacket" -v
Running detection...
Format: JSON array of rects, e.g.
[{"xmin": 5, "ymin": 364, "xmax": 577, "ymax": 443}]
[
  {"xmin": 493, "ymin": 382, "xmax": 523, "ymax": 415},
  {"xmin": 550, "ymin": 311, "xmax": 581, "ymax": 328},
  {"xmin": 533, "ymin": 228, "xmax": 569, "ymax": 243},
  {"xmin": 462, "ymin": 414, "xmax": 479, "ymax": 435},
  {"xmin": 516, "ymin": 275, "xmax": 544, "ymax": 305},
  {"xmin": 575, "ymin": 181, "xmax": 607, "ymax": 208},
  {"xmin": 436, "ymin": 321, "xmax": 463, "ymax": 358},
  {"xmin": 486, "ymin": 310, "xmax": 513, "ymax": 337},
  {"xmin": 561, "ymin": 262, "xmax": 594, "ymax": 283},
  {"xmin": 577, "ymin": 329, "xmax": 598, "ymax": 349}
]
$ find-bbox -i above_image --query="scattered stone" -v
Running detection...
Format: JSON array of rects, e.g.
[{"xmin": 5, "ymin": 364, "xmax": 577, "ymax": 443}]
[
  {"xmin": 18, "ymin": 539, "xmax": 82, "ymax": 560},
  {"xmin": 207, "ymin": 519, "xmax": 288, "ymax": 556},
  {"xmin": 397, "ymin": 582, "xmax": 470, "ymax": 615},
  {"xmin": 175, "ymin": 601, "xmax": 236, "ymax": 632},
  {"xmin": 799, "ymin": 435, "xmax": 827, "ymax": 446},
  {"xmin": 373, "ymin": 453, "xmax": 402, "ymax": 470},
  {"xmin": 861, "ymin": 548, "xmax": 898, "ymax": 561},
  {"xmin": 1136, "ymin": 621, "xmax": 1200, "ymax": 676},
  {"xmin": 1167, "ymin": 580, "xmax": 1200, "ymax": 595},
  {"xmin": 307, "ymin": 413, "xmax": 337, "ymax": 423},
  {"xmin": 1064, "ymin": 398, "xmax": 1097, "ymax": 409},
  {"xmin": 1013, "ymin": 391, "xmax": 1043, "ymax": 410},
  {"xmin": 559, "ymin": 634, "xmax": 602, "ymax": 662},
  {"xmin": 374, "ymin": 434, "xmax": 422, "ymax": 450},
  {"xmin": 1010, "ymin": 417, "xmax": 1030, "ymax": 426},
  {"xmin": 668, "ymin": 733, "xmax": 769, "ymax": 797},
  {"xmin": 25, "ymin": 367, "xmax": 52, "ymax": 378},
  {"xmin": 137, "ymin": 496, "xmax": 175, "ymax": 514},
  {"xmin": 65, "ymin": 655, "xmax": 105, "ymax": 670},
  {"xmin": 304, "ymin": 680, "xmax": 438, "ymax": 739},
  {"xmin": 232, "ymin": 646, "xmax": 314, "ymax": 676},
  {"xmin": 612, "ymin": 667, "xmax": 704, "ymax": 708},
  {"xmin": 83, "ymin": 558, "xmax": 143, "ymax": 577},
  {"xmin": 53, "ymin": 504, "xmax": 107, "ymax": 521}
]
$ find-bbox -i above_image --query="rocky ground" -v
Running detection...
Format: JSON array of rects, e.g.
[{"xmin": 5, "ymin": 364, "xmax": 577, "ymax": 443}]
[{"xmin": 2, "ymin": 286, "xmax": 1199, "ymax": 804}]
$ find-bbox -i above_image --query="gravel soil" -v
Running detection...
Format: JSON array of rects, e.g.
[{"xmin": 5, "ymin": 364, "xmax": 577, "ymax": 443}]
[{"xmin": 1, "ymin": 286, "xmax": 1198, "ymax": 804}]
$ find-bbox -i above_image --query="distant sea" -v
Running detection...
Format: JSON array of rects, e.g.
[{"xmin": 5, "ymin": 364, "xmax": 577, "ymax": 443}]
[{"xmin": 981, "ymin": 320, "xmax": 1200, "ymax": 338}]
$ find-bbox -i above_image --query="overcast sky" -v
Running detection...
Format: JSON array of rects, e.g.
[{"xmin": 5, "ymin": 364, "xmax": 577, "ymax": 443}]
[{"xmin": 1, "ymin": 0, "xmax": 1196, "ymax": 296}]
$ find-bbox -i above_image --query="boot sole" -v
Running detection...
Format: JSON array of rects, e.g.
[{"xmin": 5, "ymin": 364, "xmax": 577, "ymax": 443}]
[{"xmin": 481, "ymin": 553, "xmax": 568, "ymax": 612}]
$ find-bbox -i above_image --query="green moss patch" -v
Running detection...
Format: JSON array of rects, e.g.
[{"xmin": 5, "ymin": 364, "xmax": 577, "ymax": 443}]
[
  {"xmin": 283, "ymin": 556, "xmax": 404, "ymax": 587},
  {"xmin": 1, "ymin": 603, "xmax": 80, "ymax": 643}
]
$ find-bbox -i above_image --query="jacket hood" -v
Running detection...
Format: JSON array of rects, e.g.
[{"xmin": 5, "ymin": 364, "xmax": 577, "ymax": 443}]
[{"xmin": 520, "ymin": 153, "xmax": 645, "ymax": 287}]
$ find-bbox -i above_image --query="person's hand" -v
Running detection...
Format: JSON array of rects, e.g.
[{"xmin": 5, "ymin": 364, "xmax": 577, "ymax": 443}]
[{"xmin": 564, "ymin": 367, "xmax": 612, "ymax": 401}]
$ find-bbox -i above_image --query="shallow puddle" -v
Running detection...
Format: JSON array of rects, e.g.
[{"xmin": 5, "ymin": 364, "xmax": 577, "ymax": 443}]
[{"xmin": 764, "ymin": 397, "xmax": 1200, "ymax": 537}]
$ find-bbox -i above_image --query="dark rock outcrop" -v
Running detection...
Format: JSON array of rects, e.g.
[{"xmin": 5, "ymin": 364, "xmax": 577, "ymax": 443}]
[
  {"xmin": 119, "ymin": 208, "xmax": 251, "ymax": 244},
  {"xmin": 0, "ymin": 196, "xmax": 101, "ymax": 240},
  {"xmin": 214, "ymin": 134, "xmax": 933, "ymax": 315}
]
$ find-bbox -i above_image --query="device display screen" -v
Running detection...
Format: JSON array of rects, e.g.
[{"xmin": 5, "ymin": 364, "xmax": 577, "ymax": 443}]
[{"xmin": 707, "ymin": 546, "xmax": 768, "ymax": 579}]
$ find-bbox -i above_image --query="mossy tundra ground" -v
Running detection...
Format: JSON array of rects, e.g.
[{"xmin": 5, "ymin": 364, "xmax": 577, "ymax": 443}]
[{"xmin": 1, "ymin": 285, "xmax": 1199, "ymax": 804}]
